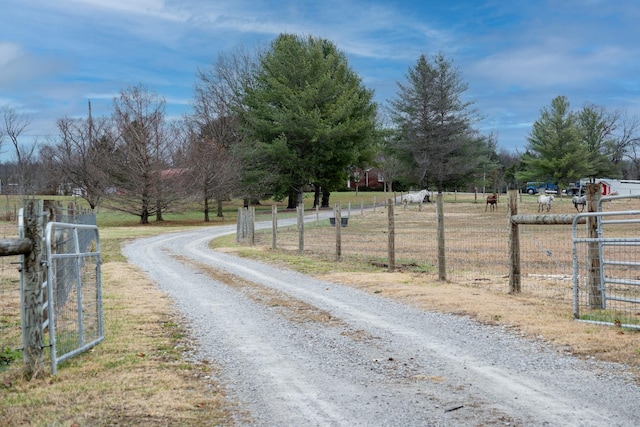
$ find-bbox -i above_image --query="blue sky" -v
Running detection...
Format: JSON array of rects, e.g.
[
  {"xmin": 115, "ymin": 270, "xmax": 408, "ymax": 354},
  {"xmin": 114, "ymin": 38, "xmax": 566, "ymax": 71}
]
[{"xmin": 2, "ymin": 0, "xmax": 639, "ymax": 155}]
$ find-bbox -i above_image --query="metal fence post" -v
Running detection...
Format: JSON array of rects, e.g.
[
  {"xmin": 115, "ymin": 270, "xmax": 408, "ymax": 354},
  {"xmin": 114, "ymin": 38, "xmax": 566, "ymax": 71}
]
[
  {"xmin": 508, "ymin": 190, "xmax": 521, "ymax": 293},
  {"xmin": 334, "ymin": 203, "xmax": 341, "ymax": 261},
  {"xmin": 387, "ymin": 199, "xmax": 395, "ymax": 272},
  {"xmin": 272, "ymin": 205, "xmax": 277, "ymax": 249},
  {"xmin": 436, "ymin": 193, "xmax": 446, "ymax": 281}
]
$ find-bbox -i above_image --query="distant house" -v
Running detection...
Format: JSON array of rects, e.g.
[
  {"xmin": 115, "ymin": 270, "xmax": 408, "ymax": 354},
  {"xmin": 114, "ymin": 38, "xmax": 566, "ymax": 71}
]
[
  {"xmin": 348, "ymin": 167, "xmax": 384, "ymax": 190},
  {"xmin": 160, "ymin": 168, "xmax": 189, "ymax": 180}
]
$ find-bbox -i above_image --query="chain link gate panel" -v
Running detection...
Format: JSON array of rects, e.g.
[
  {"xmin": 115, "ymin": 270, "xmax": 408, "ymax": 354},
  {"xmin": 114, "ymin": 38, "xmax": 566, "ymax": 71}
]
[{"xmin": 44, "ymin": 221, "xmax": 103, "ymax": 374}]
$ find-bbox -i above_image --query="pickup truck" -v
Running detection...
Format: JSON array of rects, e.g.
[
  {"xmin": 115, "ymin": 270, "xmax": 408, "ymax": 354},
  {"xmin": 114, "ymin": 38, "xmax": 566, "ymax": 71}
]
[
  {"xmin": 565, "ymin": 181, "xmax": 586, "ymax": 196},
  {"xmin": 525, "ymin": 181, "xmax": 558, "ymax": 195}
]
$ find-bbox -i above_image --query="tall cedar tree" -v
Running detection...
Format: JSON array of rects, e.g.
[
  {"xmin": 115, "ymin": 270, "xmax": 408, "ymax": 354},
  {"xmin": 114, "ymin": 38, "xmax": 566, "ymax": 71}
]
[
  {"xmin": 390, "ymin": 53, "xmax": 489, "ymax": 193},
  {"xmin": 518, "ymin": 96, "xmax": 589, "ymax": 189},
  {"xmin": 240, "ymin": 34, "xmax": 378, "ymax": 208}
]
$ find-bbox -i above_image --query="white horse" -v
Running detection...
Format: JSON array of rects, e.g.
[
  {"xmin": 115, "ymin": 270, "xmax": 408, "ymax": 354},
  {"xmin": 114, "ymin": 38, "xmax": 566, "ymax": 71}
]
[
  {"xmin": 402, "ymin": 189, "xmax": 429, "ymax": 206},
  {"xmin": 537, "ymin": 194, "xmax": 554, "ymax": 212},
  {"xmin": 572, "ymin": 195, "xmax": 586, "ymax": 212}
]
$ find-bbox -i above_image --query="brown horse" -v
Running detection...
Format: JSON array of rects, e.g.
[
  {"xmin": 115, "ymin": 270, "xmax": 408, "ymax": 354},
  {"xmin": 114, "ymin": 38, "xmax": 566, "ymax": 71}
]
[{"xmin": 485, "ymin": 193, "xmax": 498, "ymax": 211}]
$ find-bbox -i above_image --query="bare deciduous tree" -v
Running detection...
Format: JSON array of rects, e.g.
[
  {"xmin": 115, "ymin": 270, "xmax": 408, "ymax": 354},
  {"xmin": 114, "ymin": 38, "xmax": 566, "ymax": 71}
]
[
  {"xmin": 51, "ymin": 103, "xmax": 115, "ymax": 209},
  {"xmin": 107, "ymin": 84, "xmax": 176, "ymax": 224},
  {"xmin": 185, "ymin": 50, "xmax": 250, "ymax": 220},
  {"xmin": 1, "ymin": 106, "xmax": 38, "ymax": 195},
  {"xmin": 609, "ymin": 111, "xmax": 640, "ymax": 178}
]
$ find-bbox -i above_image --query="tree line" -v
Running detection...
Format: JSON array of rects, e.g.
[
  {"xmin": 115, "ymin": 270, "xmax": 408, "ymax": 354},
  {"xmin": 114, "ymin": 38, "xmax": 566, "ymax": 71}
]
[{"xmin": 1, "ymin": 33, "xmax": 640, "ymax": 223}]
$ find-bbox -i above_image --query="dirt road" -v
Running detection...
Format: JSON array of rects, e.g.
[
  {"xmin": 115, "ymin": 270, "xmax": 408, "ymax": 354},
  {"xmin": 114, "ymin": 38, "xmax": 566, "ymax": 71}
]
[{"xmin": 123, "ymin": 224, "xmax": 640, "ymax": 426}]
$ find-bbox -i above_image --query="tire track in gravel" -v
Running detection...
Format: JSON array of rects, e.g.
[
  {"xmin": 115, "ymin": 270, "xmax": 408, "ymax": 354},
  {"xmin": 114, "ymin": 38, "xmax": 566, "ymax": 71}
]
[{"xmin": 172, "ymin": 253, "xmax": 375, "ymax": 343}]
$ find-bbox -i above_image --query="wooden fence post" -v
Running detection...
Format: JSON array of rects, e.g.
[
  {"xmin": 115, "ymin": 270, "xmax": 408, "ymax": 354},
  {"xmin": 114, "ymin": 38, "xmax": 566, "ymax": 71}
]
[
  {"xmin": 387, "ymin": 199, "xmax": 395, "ymax": 272},
  {"xmin": 586, "ymin": 183, "xmax": 603, "ymax": 307},
  {"xmin": 297, "ymin": 205, "xmax": 304, "ymax": 254},
  {"xmin": 236, "ymin": 208, "xmax": 243, "ymax": 242},
  {"xmin": 508, "ymin": 190, "xmax": 521, "ymax": 293},
  {"xmin": 436, "ymin": 193, "xmax": 446, "ymax": 281},
  {"xmin": 248, "ymin": 207, "xmax": 255, "ymax": 246},
  {"xmin": 22, "ymin": 199, "xmax": 45, "ymax": 379}
]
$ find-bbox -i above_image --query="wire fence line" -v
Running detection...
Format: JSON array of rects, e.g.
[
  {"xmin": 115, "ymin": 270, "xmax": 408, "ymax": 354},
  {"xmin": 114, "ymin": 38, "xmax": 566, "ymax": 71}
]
[
  {"xmin": 0, "ymin": 220, "xmax": 22, "ymax": 371},
  {"xmin": 243, "ymin": 193, "xmax": 640, "ymax": 312},
  {"xmin": 0, "ymin": 203, "xmax": 26, "ymax": 370}
]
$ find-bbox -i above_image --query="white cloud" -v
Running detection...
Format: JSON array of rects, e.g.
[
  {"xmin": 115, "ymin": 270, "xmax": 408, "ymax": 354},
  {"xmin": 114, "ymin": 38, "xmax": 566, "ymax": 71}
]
[
  {"xmin": 0, "ymin": 42, "xmax": 23, "ymax": 68},
  {"xmin": 470, "ymin": 41, "xmax": 626, "ymax": 90},
  {"xmin": 61, "ymin": 0, "xmax": 190, "ymax": 23},
  {"xmin": 0, "ymin": 42, "xmax": 68, "ymax": 90},
  {"xmin": 85, "ymin": 92, "xmax": 120, "ymax": 100}
]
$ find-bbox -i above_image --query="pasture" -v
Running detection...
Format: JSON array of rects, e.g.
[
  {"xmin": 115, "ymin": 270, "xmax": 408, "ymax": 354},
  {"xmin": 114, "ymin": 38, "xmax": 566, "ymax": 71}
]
[
  {"xmin": 252, "ymin": 192, "xmax": 640, "ymax": 308},
  {"xmin": 254, "ymin": 192, "xmax": 585, "ymax": 296}
]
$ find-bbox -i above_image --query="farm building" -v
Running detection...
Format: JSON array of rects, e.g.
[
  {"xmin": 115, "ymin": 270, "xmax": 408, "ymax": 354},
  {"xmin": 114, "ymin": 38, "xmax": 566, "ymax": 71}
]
[{"xmin": 347, "ymin": 167, "xmax": 385, "ymax": 190}]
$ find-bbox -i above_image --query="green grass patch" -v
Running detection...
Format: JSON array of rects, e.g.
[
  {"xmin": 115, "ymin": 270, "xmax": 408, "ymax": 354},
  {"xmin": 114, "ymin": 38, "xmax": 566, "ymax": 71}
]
[
  {"xmin": 0, "ymin": 346, "xmax": 21, "ymax": 372},
  {"xmin": 579, "ymin": 310, "xmax": 640, "ymax": 328}
]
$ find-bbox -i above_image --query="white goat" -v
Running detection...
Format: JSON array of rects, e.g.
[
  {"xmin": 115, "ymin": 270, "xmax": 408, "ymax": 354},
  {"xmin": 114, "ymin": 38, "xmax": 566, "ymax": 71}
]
[
  {"xmin": 537, "ymin": 194, "xmax": 554, "ymax": 212},
  {"xmin": 572, "ymin": 195, "xmax": 587, "ymax": 212}
]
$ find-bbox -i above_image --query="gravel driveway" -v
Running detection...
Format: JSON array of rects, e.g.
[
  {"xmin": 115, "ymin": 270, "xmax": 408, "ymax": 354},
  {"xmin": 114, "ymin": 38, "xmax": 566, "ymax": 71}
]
[{"xmin": 123, "ymin": 221, "xmax": 640, "ymax": 426}]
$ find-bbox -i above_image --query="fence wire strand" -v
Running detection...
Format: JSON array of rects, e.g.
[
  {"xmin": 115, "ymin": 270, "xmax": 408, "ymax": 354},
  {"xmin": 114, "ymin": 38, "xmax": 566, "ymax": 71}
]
[
  {"xmin": 0, "ymin": 215, "xmax": 22, "ymax": 371},
  {"xmin": 249, "ymin": 195, "xmax": 640, "ymax": 319}
]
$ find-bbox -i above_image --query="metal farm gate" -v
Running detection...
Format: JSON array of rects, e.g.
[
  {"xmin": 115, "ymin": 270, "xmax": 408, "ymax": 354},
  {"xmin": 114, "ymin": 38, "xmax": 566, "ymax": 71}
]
[
  {"xmin": 43, "ymin": 220, "xmax": 103, "ymax": 374},
  {"xmin": 572, "ymin": 195, "xmax": 640, "ymax": 329},
  {"xmin": 18, "ymin": 201, "xmax": 103, "ymax": 376}
]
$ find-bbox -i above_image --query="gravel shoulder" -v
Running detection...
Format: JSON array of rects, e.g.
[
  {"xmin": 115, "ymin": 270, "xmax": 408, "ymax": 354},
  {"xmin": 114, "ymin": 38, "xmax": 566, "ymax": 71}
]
[{"xmin": 123, "ymin": 224, "xmax": 640, "ymax": 426}]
